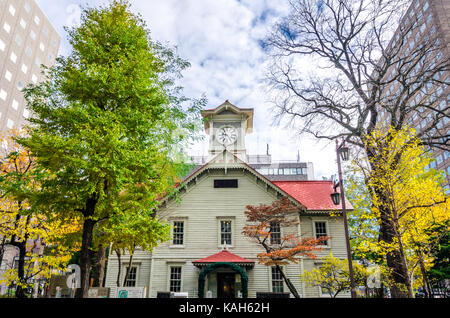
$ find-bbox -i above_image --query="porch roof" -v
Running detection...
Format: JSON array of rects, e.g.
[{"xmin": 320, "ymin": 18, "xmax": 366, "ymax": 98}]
[{"xmin": 192, "ymin": 249, "xmax": 255, "ymax": 268}]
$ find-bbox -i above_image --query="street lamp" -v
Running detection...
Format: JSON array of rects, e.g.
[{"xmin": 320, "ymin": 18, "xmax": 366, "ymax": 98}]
[
  {"xmin": 339, "ymin": 146, "xmax": 350, "ymax": 161},
  {"xmin": 331, "ymin": 138, "xmax": 357, "ymax": 298},
  {"xmin": 330, "ymin": 187, "xmax": 340, "ymax": 206}
]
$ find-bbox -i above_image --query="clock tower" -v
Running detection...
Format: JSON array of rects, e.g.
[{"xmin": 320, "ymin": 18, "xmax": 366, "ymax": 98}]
[{"xmin": 201, "ymin": 100, "xmax": 254, "ymax": 162}]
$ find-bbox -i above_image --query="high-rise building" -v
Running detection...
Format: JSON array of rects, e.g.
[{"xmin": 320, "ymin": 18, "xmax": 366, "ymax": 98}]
[
  {"xmin": 0, "ymin": 0, "xmax": 60, "ymax": 131},
  {"xmin": 0, "ymin": 0, "xmax": 60, "ymax": 297},
  {"xmin": 378, "ymin": 0, "xmax": 449, "ymax": 190}
]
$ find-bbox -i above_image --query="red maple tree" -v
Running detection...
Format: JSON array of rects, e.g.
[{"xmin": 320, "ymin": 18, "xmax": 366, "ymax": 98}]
[{"xmin": 243, "ymin": 196, "xmax": 327, "ymax": 298}]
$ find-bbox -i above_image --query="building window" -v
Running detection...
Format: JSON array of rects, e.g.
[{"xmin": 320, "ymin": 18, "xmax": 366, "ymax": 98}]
[
  {"xmin": 31, "ymin": 74, "xmax": 37, "ymax": 84},
  {"xmin": 214, "ymin": 179, "xmax": 238, "ymax": 188},
  {"xmin": 270, "ymin": 222, "xmax": 281, "ymax": 245},
  {"xmin": 21, "ymin": 64, "xmax": 28, "ymax": 74},
  {"xmin": 10, "ymin": 52, "xmax": 17, "ymax": 63},
  {"xmin": 20, "ymin": 19, "xmax": 27, "ymax": 29},
  {"xmin": 15, "ymin": 35, "xmax": 22, "ymax": 46},
  {"xmin": 169, "ymin": 267, "xmax": 182, "ymax": 292},
  {"xmin": 34, "ymin": 16, "xmax": 40, "ymax": 25},
  {"xmin": 172, "ymin": 221, "xmax": 184, "ymax": 245},
  {"xmin": 124, "ymin": 266, "xmax": 137, "ymax": 287},
  {"xmin": 0, "ymin": 89, "xmax": 7, "ymax": 101},
  {"xmin": 220, "ymin": 220, "xmax": 232, "ymax": 245},
  {"xmin": 271, "ymin": 267, "xmax": 284, "ymax": 293},
  {"xmin": 24, "ymin": 3, "xmax": 31, "ymax": 13},
  {"xmin": 9, "ymin": 5, "xmax": 16, "ymax": 16},
  {"xmin": 0, "ymin": 38, "xmax": 5, "ymax": 51},
  {"xmin": 5, "ymin": 70, "xmax": 12, "ymax": 82},
  {"xmin": 3, "ymin": 22, "xmax": 11, "ymax": 33},
  {"xmin": 314, "ymin": 221, "xmax": 328, "ymax": 246},
  {"xmin": 11, "ymin": 99, "xmax": 18, "ymax": 110},
  {"xmin": 13, "ymin": 256, "xmax": 31, "ymax": 269},
  {"xmin": 7, "ymin": 119, "xmax": 14, "ymax": 129},
  {"xmin": 430, "ymin": 160, "xmax": 437, "ymax": 169},
  {"xmin": 444, "ymin": 151, "xmax": 449, "ymax": 161},
  {"xmin": 30, "ymin": 30, "xmax": 36, "ymax": 40},
  {"xmin": 420, "ymin": 24, "xmax": 426, "ymax": 34}
]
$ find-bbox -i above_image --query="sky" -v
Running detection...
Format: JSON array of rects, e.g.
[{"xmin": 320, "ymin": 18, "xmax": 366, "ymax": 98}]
[{"xmin": 35, "ymin": 0, "xmax": 338, "ymax": 180}]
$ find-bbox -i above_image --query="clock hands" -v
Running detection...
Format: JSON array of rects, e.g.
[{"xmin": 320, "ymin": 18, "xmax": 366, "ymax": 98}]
[{"xmin": 217, "ymin": 126, "xmax": 237, "ymax": 146}]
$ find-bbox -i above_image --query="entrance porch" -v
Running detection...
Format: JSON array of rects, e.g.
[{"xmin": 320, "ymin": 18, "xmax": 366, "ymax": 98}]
[{"xmin": 192, "ymin": 249, "xmax": 254, "ymax": 298}]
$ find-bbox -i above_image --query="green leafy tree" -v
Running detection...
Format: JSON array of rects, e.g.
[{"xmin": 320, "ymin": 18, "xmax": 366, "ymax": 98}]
[
  {"xmin": 425, "ymin": 220, "xmax": 450, "ymax": 296},
  {"xmin": 18, "ymin": 0, "xmax": 203, "ymax": 298},
  {"xmin": 300, "ymin": 253, "xmax": 371, "ymax": 298}
]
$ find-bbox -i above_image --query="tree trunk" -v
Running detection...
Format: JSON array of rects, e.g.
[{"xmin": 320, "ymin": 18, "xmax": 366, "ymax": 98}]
[
  {"xmin": 0, "ymin": 236, "xmax": 6, "ymax": 270},
  {"xmin": 378, "ymin": 205, "xmax": 411, "ymax": 297},
  {"xmin": 275, "ymin": 264, "xmax": 300, "ymax": 298},
  {"xmin": 417, "ymin": 250, "xmax": 433, "ymax": 298},
  {"xmin": 15, "ymin": 242, "xmax": 27, "ymax": 299},
  {"xmin": 366, "ymin": 145, "xmax": 412, "ymax": 298},
  {"xmin": 375, "ymin": 283, "xmax": 385, "ymax": 298},
  {"xmin": 93, "ymin": 245, "xmax": 106, "ymax": 287},
  {"xmin": 75, "ymin": 217, "xmax": 96, "ymax": 298},
  {"xmin": 115, "ymin": 249, "xmax": 122, "ymax": 288},
  {"xmin": 11, "ymin": 213, "xmax": 31, "ymax": 299},
  {"xmin": 122, "ymin": 246, "xmax": 135, "ymax": 287}
]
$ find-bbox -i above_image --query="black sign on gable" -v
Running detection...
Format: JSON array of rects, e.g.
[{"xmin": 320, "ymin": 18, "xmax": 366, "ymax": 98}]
[{"xmin": 214, "ymin": 179, "xmax": 238, "ymax": 188}]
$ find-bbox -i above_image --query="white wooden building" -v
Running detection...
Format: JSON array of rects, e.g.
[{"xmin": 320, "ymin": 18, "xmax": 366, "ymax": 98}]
[{"xmin": 104, "ymin": 101, "xmax": 352, "ymax": 298}]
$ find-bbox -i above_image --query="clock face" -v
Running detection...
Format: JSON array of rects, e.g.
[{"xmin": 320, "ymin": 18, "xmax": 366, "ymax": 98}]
[{"xmin": 216, "ymin": 126, "xmax": 238, "ymax": 146}]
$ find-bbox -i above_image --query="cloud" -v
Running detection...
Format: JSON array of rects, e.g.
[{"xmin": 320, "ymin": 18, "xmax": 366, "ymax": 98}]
[{"xmin": 34, "ymin": 0, "xmax": 337, "ymax": 180}]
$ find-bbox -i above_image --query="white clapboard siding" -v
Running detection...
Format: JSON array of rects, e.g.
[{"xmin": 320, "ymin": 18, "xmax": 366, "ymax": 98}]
[{"xmin": 104, "ymin": 165, "xmax": 350, "ymax": 298}]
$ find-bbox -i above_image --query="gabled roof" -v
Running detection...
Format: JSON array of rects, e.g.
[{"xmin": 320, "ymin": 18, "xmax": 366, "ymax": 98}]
[
  {"xmin": 177, "ymin": 150, "xmax": 308, "ymax": 211},
  {"xmin": 201, "ymin": 100, "xmax": 254, "ymax": 133},
  {"xmin": 192, "ymin": 249, "xmax": 254, "ymax": 267},
  {"xmin": 165, "ymin": 150, "xmax": 351, "ymax": 214},
  {"xmin": 273, "ymin": 181, "xmax": 353, "ymax": 211}
]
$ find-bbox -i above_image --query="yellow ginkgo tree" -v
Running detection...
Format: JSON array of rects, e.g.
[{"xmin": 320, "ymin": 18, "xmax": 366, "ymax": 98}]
[
  {"xmin": 0, "ymin": 130, "xmax": 81, "ymax": 298},
  {"xmin": 348, "ymin": 126, "xmax": 449, "ymax": 297}
]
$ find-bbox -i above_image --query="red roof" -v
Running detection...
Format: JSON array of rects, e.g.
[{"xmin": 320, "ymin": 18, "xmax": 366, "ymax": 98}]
[
  {"xmin": 273, "ymin": 180, "xmax": 353, "ymax": 211},
  {"xmin": 192, "ymin": 249, "xmax": 254, "ymax": 266}
]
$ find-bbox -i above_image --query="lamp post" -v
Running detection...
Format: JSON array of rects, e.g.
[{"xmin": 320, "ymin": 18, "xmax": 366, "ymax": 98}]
[{"xmin": 332, "ymin": 138, "xmax": 357, "ymax": 298}]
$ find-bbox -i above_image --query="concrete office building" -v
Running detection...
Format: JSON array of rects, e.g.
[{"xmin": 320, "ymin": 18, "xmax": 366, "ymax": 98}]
[
  {"xmin": 0, "ymin": 0, "xmax": 60, "ymax": 296},
  {"xmin": 0, "ymin": 0, "xmax": 60, "ymax": 132},
  {"xmin": 378, "ymin": 0, "xmax": 449, "ymax": 189}
]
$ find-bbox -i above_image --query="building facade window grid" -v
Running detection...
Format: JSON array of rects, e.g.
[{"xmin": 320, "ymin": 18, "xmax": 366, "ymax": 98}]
[
  {"xmin": 256, "ymin": 167, "xmax": 307, "ymax": 176},
  {"xmin": 270, "ymin": 222, "xmax": 281, "ymax": 245},
  {"xmin": 315, "ymin": 221, "xmax": 328, "ymax": 246},
  {"xmin": 172, "ymin": 221, "xmax": 184, "ymax": 245},
  {"xmin": 220, "ymin": 220, "xmax": 232, "ymax": 245},
  {"xmin": 169, "ymin": 267, "xmax": 182, "ymax": 292},
  {"xmin": 378, "ymin": 0, "xmax": 450, "ymax": 188},
  {"xmin": 271, "ymin": 267, "xmax": 284, "ymax": 293},
  {"xmin": 124, "ymin": 266, "xmax": 137, "ymax": 287}
]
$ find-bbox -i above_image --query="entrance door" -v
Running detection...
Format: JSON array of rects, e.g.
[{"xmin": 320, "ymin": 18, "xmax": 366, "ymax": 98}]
[{"xmin": 217, "ymin": 273, "xmax": 235, "ymax": 298}]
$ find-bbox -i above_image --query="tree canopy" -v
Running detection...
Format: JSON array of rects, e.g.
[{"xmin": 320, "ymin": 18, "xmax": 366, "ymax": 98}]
[{"xmin": 17, "ymin": 0, "xmax": 203, "ymax": 297}]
